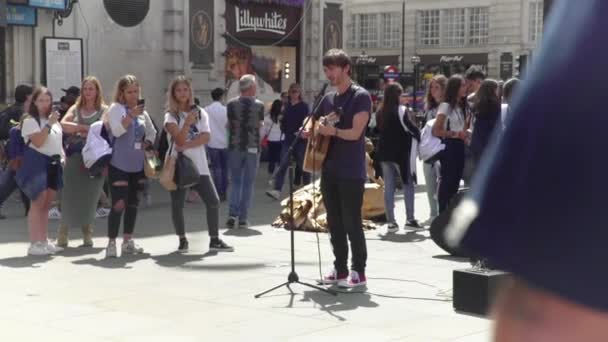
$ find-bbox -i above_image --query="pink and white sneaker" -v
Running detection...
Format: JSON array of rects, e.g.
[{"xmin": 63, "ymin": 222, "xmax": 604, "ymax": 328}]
[
  {"xmin": 338, "ymin": 270, "xmax": 367, "ymax": 288},
  {"xmin": 320, "ymin": 268, "xmax": 348, "ymax": 285}
]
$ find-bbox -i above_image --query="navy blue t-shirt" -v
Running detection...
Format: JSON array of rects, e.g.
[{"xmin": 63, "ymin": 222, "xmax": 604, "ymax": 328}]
[
  {"xmin": 316, "ymin": 85, "xmax": 371, "ymax": 180},
  {"xmin": 451, "ymin": 0, "xmax": 608, "ymax": 313},
  {"xmin": 281, "ymin": 101, "xmax": 310, "ymax": 144}
]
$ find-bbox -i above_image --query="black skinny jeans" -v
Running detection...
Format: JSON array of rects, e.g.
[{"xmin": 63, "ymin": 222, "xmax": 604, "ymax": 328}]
[
  {"xmin": 170, "ymin": 175, "xmax": 220, "ymax": 238},
  {"xmin": 438, "ymin": 139, "xmax": 465, "ymax": 213},
  {"xmin": 320, "ymin": 173, "xmax": 367, "ymax": 275},
  {"xmin": 107, "ymin": 165, "xmax": 144, "ymax": 239}
]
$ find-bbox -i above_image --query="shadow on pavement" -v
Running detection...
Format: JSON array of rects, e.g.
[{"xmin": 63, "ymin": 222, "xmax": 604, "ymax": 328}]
[
  {"xmin": 72, "ymin": 253, "xmax": 151, "ymax": 269},
  {"xmin": 0, "ymin": 255, "xmax": 53, "ymax": 268},
  {"xmin": 151, "ymin": 251, "xmax": 218, "ymax": 268},
  {"xmin": 372, "ymin": 231, "xmax": 429, "ymax": 243},
  {"xmin": 432, "ymin": 255, "xmax": 470, "ymax": 263},
  {"xmin": 55, "ymin": 247, "xmax": 105, "ymax": 257},
  {"xmin": 181, "ymin": 262, "xmax": 267, "ymax": 272},
  {"xmin": 300, "ymin": 288, "xmax": 379, "ymax": 321},
  {"xmin": 223, "ymin": 228, "xmax": 262, "ymax": 237}
]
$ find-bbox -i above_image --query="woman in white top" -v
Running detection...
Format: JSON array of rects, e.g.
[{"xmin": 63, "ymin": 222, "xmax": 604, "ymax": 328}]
[
  {"xmin": 163, "ymin": 76, "xmax": 233, "ymax": 253},
  {"xmin": 422, "ymin": 75, "xmax": 447, "ymax": 220},
  {"xmin": 262, "ymin": 99, "xmax": 284, "ymax": 179},
  {"xmin": 18, "ymin": 87, "xmax": 64, "ymax": 256},
  {"xmin": 432, "ymin": 74, "xmax": 469, "ymax": 213}
]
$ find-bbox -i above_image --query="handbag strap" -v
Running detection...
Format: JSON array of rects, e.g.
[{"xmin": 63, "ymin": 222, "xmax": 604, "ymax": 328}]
[{"xmin": 263, "ymin": 121, "xmax": 274, "ymax": 139}]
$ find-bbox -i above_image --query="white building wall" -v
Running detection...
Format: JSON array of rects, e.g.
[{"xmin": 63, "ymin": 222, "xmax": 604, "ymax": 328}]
[{"xmin": 344, "ymin": 0, "xmax": 543, "ymax": 79}]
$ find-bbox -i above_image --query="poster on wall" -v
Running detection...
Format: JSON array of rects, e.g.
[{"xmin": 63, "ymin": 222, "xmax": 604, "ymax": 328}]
[
  {"xmin": 224, "ymin": 45, "xmax": 295, "ymax": 105},
  {"xmin": 189, "ymin": 0, "xmax": 213, "ymax": 68},
  {"xmin": 43, "ymin": 37, "xmax": 83, "ymax": 100},
  {"xmin": 323, "ymin": 3, "xmax": 343, "ymax": 53}
]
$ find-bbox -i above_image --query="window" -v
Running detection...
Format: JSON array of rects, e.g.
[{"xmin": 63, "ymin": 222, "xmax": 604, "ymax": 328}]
[
  {"xmin": 418, "ymin": 8, "xmax": 488, "ymax": 47},
  {"xmin": 529, "ymin": 1, "xmax": 544, "ymax": 42},
  {"xmin": 382, "ymin": 13, "xmax": 402, "ymax": 48},
  {"xmin": 359, "ymin": 14, "xmax": 378, "ymax": 48},
  {"xmin": 443, "ymin": 8, "xmax": 466, "ymax": 47},
  {"xmin": 468, "ymin": 7, "xmax": 489, "ymax": 45},
  {"xmin": 348, "ymin": 14, "xmax": 357, "ymax": 48},
  {"xmin": 418, "ymin": 10, "xmax": 440, "ymax": 46}
]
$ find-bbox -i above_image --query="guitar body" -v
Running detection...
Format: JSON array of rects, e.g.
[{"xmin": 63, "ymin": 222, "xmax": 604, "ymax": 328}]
[{"xmin": 303, "ymin": 120, "xmax": 331, "ymax": 173}]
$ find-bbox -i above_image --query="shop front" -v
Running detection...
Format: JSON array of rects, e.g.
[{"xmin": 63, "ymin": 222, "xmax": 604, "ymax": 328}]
[
  {"xmin": 418, "ymin": 53, "xmax": 488, "ymax": 84},
  {"xmin": 222, "ymin": 0, "xmax": 302, "ymax": 105},
  {"xmin": 352, "ymin": 54, "xmax": 400, "ymax": 96}
]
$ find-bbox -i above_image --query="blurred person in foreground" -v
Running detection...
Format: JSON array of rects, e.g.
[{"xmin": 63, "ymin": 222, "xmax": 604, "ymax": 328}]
[{"xmin": 446, "ymin": 1, "xmax": 608, "ymax": 341}]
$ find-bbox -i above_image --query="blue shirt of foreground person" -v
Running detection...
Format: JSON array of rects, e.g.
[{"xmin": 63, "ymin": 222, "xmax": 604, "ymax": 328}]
[{"xmin": 445, "ymin": 1, "xmax": 608, "ymax": 341}]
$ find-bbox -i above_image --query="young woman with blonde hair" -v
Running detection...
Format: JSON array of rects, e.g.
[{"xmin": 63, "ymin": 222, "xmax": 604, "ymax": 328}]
[
  {"xmin": 163, "ymin": 76, "xmax": 233, "ymax": 252},
  {"xmin": 104, "ymin": 75, "xmax": 156, "ymax": 257},
  {"xmin": 56, "ymin": 76, "xmax": 108, "ymax": 248}
]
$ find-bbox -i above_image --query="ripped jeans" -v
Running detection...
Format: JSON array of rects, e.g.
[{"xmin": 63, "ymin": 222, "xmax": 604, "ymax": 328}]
[{"xmin": 107, "ymin": 165, "xmax": 145, "ymax": 239}]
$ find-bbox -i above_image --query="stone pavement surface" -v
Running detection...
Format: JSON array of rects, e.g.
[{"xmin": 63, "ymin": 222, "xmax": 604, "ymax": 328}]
[{"xmin": 0, "ymin": 162, "xmax": 491, "ymax": 341}]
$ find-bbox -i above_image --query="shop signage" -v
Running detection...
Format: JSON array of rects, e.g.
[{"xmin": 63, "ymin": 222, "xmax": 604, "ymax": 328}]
[
  {"xmin": 439, "ymin": 55, "xmax": 464, "ymax": 63},
  {"xmin": 236, "ymin": 6, "xmax": 287, "ymax": 35},
  {"xmin": 7, "ymin": 4, "xmax": 36, "ymax": 26},
  {"xmin": 383, "ymin": 65, "xmax": 399, "ymax": 82},
  {"xmin": 28, "ymin": 0, "xmax": 65, "ymax": 10},
  {"xmin": 420, "ymin": 53, "xmax": 488, "ymax": 66},
  {"xmin": 225, "ymin": 0, "xmax": 300, "ymax": 41},
  {"xmin": 355, "ymin": 56, "xmax": 376, "ymax": 64}
]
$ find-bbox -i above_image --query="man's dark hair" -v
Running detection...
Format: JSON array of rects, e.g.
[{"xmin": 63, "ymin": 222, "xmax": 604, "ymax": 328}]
[
  {"xmin": 503, "ymin": 78, "xmax": 520, "ymax": 104},
  {"xmin": 322, "ymin": 49, "xmax": 352, "ymax": 74},
  {"xmin": 211, "ymin": 88, "xmax": 224, "ymax": 102},
  {"xmin": 465, "ymin": 66, "xmax": 486, "ymax": 81},
  {"xmin": 14, "ymin": 85, "xmax": 33, "ymax": 104}
]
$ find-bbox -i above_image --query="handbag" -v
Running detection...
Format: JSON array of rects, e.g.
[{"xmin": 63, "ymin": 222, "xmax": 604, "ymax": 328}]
[
  {"xmin": 260, "ymin": 122, "xmax": 274, "ymax": 148},
  {"xmin": 159, "ymin": 140, "xmax": 177, "ymax": 191},
  {"xmin": 174, "ymin": 152, "xmax": 199, "ymax": 188},
  {"xmin": 144, "ymin": 150, "xmax": 160, "ymax": 179}
]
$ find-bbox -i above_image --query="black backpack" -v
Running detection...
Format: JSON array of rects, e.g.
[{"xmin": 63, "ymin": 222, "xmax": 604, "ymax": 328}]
[{"xmin": 0, "ymin": 109, "xmax": 12, "ymax": 141}]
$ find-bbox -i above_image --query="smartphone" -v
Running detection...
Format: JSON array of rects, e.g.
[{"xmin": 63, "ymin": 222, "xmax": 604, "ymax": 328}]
[
  {"xmin": 190, "ymin": 104, "xmax": 198, "ymax": 111},
  {"xmin": 137, "ymin": 99, "xmax": 145, "ymax": 106}
]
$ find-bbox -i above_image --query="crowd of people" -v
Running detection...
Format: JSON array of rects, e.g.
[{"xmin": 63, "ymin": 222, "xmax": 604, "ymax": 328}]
[{"xmin": 0, "ymin": 49, "xmax": 516, "ymax": 290}]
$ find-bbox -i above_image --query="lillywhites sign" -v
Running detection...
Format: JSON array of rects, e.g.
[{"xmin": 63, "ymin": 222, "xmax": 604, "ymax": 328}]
[
  {"xmin": 440, "ymin": 55, "xmax": 464, "ymax": 63},
  {"xmin": 236, "ymin": 6, "xmax": 287, "ymax": 35},
  {"xmin": 226, "ymin": 0, "xmax": 301, "ymax": 40}
]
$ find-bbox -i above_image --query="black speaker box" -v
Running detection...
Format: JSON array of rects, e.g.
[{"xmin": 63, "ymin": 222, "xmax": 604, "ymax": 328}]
[{"xmin": 453, "ymin": 268, "xmax": 511, "ymax": 316}]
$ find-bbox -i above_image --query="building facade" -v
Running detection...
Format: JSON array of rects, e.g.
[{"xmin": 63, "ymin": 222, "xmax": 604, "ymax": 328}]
[
  {"xmin": 1, "ymin": 0, "xmax": 338, "ymax": 119},
  {"xmin": 344, "ymin": 0, "xmax": 544, "ymax": 94}
]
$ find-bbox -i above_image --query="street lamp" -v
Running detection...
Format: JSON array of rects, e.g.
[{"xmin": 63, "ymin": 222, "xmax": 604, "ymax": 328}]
[{"xmin": 411, "ymin": 55, "xmax": 421, "ymax": 112}]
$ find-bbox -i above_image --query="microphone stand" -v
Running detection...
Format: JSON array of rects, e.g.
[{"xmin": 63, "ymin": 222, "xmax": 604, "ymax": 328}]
[{"xmin": 255, "ymin": 85, "xmax": 336, "ymax": 298}]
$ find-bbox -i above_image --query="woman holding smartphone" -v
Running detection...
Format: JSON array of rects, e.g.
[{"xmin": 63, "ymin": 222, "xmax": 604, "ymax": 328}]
[
  {"xmin": 104, "ymin": 75, "xmax": 157, "ymax": 258},
  {"xmin": 164, "ymin": 76, "xmax": 233, "ymax": 252},
  {"xmin": 17, "ymin": 87, "xmax": 64, "ymax": 255}
]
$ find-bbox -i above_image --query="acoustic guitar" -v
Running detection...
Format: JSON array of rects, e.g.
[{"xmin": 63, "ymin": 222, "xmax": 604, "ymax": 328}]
[{"xmin": 302, "ymin": 112, "xmax": 340, "ymax": 173}]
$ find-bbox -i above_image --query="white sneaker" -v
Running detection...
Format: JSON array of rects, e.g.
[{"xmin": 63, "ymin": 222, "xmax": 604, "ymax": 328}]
[
  {"xmin": 48, "ymin": 207, "xmax": 61, "ymax": 220},
  {"xmin": 385, "ymin": 222, "xmax": 399, "ymax": 233},
  {"xmin": 265, "ymin": 189, "xmax": 280, "ymax": 200},
  {"xmin": 95, "ymin": 207, "xmax": 110, "ymax": 218},
  {"xmin": 106, "ymin": 241, "xmax": 117, "ymax": 258},
  {"xmin": 122, "ymin": 240, "xmax": 144, "ymax": 255},
  {"xmin": 45, "ymin": 240, "xmax": 64, "ymax": 254},
  {"xmin": 28, "ymin": 242, "xmax": 50, "ymax": 256}
]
